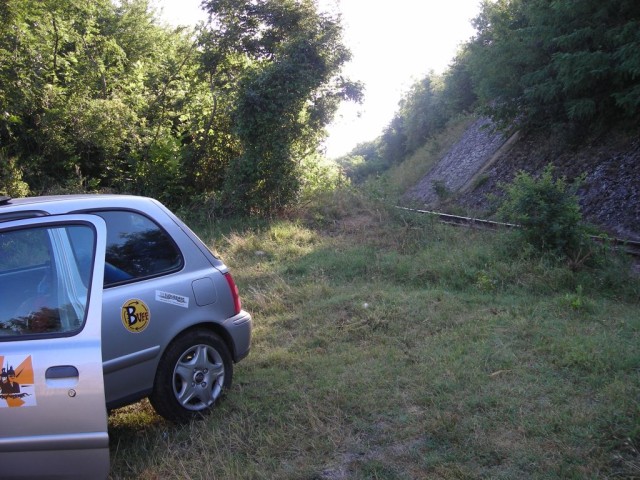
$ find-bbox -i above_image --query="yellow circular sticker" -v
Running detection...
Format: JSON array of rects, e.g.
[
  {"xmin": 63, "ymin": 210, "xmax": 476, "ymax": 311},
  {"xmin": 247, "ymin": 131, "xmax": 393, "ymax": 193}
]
[{"xmin": 121, "ymin": 299, "xmax": 150, "ymax": 333}]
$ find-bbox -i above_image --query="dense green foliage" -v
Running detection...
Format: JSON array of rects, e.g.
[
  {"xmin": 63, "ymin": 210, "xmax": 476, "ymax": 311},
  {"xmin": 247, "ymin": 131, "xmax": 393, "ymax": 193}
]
[
  {"xmin": 0, "ymin": 0, "xmax": 359, "ymax": 214},
  {"xmin": 469, "ymin": 0, "xmax": 640, "ymax": 130},
  {"xmin": 4, "ymin": 0, "xmax": 640, "ymax": 210},
  {"xmin": 498, "ymin": 165, "xmax": 587, "ymax": 256},
  {"xmin": 1, "ymin": 0, "xmax": 198, "ymax": 202}
]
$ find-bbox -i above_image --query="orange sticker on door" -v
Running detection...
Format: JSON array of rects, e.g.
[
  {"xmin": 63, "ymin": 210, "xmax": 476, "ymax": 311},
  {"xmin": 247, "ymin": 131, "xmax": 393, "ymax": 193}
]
[
  {"xmin": 1, "ymin": 355, "xmax": 36, "ymax": 408},
  {"xmin": 121, "ymin": 299, "xmax": 151, "ymax": 333}
]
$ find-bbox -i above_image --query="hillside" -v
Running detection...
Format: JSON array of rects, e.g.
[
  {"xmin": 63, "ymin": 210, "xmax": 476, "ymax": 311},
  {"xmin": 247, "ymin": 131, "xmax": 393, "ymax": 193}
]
[{"xmin": 404, "ymin": 118, "xmax": 640, "ymax": 241}]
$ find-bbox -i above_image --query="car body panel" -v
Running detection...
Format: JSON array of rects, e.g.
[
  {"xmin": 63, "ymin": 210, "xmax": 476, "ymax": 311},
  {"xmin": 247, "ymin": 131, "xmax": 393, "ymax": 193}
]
[{"xmin": 0, "ymin": 214, "xmax": 109, "ymax": 479}]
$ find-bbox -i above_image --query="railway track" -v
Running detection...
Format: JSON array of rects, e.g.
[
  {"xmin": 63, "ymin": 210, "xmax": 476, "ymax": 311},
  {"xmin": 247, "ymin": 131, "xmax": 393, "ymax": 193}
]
[{"xmin": 396, "ymin": 206, "xmax": 640, "ymax": 257}]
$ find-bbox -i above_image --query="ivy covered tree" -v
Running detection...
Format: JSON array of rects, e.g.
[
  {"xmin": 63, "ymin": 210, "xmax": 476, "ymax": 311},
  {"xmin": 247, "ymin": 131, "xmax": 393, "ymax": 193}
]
[{"xmin": 201, "ymin": 0, "xmax": 362, "ymax": 215}]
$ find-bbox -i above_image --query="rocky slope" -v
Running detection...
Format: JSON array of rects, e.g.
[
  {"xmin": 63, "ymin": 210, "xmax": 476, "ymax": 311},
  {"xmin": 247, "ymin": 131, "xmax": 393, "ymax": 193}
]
[{"xmin": 405, "ymin": 117, "xmax": 640, "ymax": 241}]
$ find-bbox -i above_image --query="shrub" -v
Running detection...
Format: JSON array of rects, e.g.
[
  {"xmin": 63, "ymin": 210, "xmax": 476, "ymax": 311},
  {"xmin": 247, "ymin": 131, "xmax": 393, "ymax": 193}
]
[
  {"xmin": 498, "ymin": 164, "xmax": 588, "ymax": 256},
  {"xmin": 297, "ymin": 154, "xmax": 348, "ymax": 205}
]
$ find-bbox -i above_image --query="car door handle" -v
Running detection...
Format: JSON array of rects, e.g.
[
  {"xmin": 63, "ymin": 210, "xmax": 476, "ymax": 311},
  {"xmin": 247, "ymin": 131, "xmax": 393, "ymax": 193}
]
[{"xmin": 46, "ymin": 365, "xmax": 79, "ymax": 379}]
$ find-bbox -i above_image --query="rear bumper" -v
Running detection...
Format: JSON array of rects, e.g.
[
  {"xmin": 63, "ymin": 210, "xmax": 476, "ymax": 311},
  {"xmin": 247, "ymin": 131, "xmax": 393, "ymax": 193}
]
[{"xmin": 226, "ymin": 310, "xmax": 252, "ymax": 362}]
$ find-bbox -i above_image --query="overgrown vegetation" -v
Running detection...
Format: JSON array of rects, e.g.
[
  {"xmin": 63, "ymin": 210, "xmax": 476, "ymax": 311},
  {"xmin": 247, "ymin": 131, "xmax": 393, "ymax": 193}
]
[
  {"xmin": 498, "ymin": 164, "xmax": 588, "ymax": 257},
  {"xmin": 0, "ymin": 0, "xmax": 360, "ymax": 213},
  {"xmin": 108, "ymin": 188, "xmax": 640, "ymax": 479},
  {"xmin": 3, "ymin": 0, "xmax": 639, "ymax": 214},
  {"xmin": 469, "ymin": 0, "xmax": 640, "ymax": 131},
  {"xmin": 341, "ymin": 0, "xmax": 640, "ymax": 183}
]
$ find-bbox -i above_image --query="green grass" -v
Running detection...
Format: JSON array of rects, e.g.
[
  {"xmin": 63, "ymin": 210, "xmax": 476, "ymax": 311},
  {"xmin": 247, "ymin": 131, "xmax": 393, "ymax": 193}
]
[{"xmin": 107, "ymin": 200, "xmax": 640, "ymax": 479}]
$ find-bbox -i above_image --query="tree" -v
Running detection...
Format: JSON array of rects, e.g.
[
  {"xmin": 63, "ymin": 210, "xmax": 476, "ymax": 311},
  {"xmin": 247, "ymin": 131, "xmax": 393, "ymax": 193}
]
[
  {"xmin": 379, "ymin": 114, "xmax": 407, "ymax": 167},
  {"xmin": 399, "ymin": 74, "xmax": 448, "ymax": 153},
  {"xmin": 1, "ymin": 0, "xmax": 360, "ymax": 213},
  {"xmin": 467, "ymin": 0, "xmax": 640, "ymax": 131},
  {"xmin": 201, "ymin": 0, "xmax": 362, "ymax": 215},
  {"xmin": 0, "ymin": 151, "xmax": 29, "ymax": 198},
  {"xmin": 442, "ymin": 46, "xmax": 477, "ymax": 116},
  {"xmin": 0, "ymin": 0, "xmax": 216, "ymax": 205}
]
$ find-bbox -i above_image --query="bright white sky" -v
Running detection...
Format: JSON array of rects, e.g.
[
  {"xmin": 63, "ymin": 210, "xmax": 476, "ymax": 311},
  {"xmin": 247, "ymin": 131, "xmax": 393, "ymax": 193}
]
[{"xmin": 154, "ymin": 0, "xmax": 482, "ymax": 158}]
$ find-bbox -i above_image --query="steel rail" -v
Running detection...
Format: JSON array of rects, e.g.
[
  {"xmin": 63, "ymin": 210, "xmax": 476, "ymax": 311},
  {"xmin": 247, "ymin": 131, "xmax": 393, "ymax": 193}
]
[{"xmin": 395, "ymin": 206, "xmax": 640, "ymax": 257}]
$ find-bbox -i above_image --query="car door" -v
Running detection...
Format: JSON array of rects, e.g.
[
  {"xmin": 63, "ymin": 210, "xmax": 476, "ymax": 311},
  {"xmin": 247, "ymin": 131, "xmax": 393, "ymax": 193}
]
[
  {"xmin": 93, "ymin": 209, "xmax": 187, "ymax": 407},
  {"xmin": 0, "ymin": 214, "xmax": 109, "ymax": 479}
]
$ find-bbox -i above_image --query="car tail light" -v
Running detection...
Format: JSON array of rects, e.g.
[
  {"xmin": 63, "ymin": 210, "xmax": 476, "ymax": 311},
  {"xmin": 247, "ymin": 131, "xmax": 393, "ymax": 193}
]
[{"xmin": 224, "ymin": 272, "xmax": 242, "ymax": 315}]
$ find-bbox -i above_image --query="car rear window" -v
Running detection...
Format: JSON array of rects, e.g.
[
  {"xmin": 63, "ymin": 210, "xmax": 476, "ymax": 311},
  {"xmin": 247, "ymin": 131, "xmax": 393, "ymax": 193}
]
[{"xmin": 90, "ymin": 211, "xmax": 183, "ymax": 287}]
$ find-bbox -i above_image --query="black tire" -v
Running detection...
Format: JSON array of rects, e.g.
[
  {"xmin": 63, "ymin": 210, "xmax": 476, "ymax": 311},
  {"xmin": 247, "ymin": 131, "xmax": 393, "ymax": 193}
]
[{"xmin": 150, "ymin": 329, "xmax": 233, "ymax": 423}]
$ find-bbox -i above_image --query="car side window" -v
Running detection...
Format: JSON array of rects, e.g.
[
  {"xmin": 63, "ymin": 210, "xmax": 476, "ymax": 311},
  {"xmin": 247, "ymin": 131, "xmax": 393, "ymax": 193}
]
[
  {"xmin": 92, "ymin": 211, "xmax": 183, "ymax": 287},
  {"xmin": 0, "ymin": 225, "xmax": 94, "ymax": 338}
]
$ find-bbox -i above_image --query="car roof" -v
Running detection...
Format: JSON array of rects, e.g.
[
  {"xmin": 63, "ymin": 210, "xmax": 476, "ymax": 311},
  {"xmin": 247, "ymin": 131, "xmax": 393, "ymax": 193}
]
[
  {"xmin": 0, "ymin": 194, "xmax": 167, "ymax": 222},
  {"xmin": 1, "ymin": 194, "xmax": 149, "ymax": 207},
  {"xmin": 0, "ymin": 194, "xmax": 163, "ymax": 221}
]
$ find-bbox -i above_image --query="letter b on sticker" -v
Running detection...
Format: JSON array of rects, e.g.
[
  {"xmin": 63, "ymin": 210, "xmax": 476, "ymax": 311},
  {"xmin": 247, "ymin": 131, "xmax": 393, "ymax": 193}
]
[{"xmin": 121, "ymin": 299, "xmax": 150, "ymax": 333}]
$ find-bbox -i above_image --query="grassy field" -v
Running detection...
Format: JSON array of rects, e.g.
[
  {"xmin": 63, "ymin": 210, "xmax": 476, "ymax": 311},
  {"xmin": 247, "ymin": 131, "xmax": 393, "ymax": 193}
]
[{"xmin": 108, "ymin": 192, "xmax": 639, "ymax": 479}]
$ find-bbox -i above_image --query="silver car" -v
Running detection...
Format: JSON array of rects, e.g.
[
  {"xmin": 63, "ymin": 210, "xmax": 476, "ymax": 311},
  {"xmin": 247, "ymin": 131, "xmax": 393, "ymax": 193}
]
[{"xmin": 0, "ymin": 195, "xmax": 252, "ymax": 478}]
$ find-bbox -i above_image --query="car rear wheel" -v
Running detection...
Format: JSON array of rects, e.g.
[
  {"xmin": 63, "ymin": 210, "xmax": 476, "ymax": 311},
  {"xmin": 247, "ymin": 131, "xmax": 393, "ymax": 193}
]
[{"xmin": 150, "ymin": 329, "xmax": 232, "ymax": 423}]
